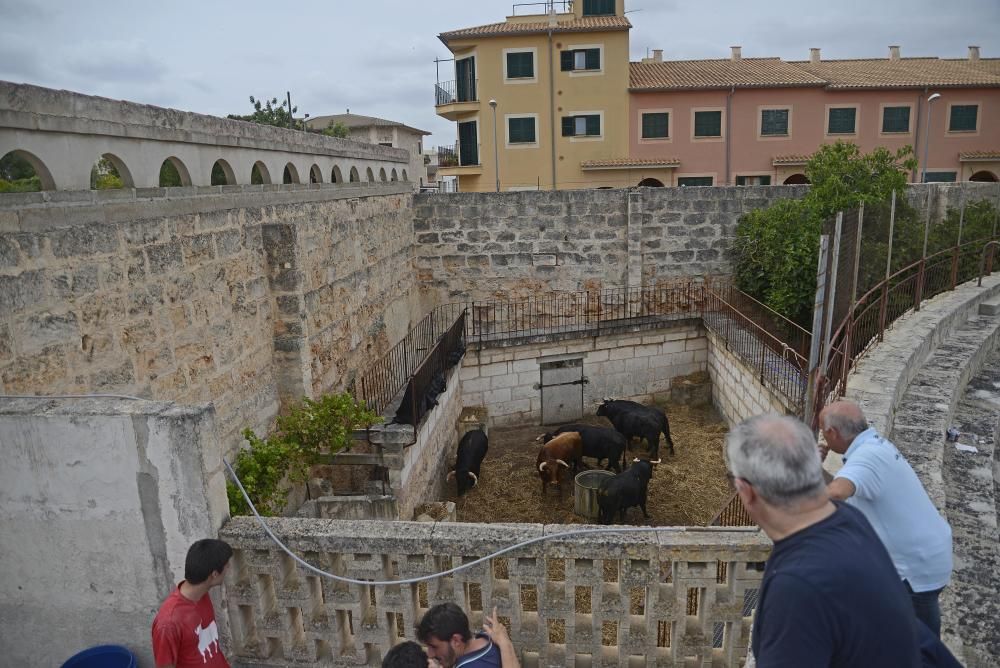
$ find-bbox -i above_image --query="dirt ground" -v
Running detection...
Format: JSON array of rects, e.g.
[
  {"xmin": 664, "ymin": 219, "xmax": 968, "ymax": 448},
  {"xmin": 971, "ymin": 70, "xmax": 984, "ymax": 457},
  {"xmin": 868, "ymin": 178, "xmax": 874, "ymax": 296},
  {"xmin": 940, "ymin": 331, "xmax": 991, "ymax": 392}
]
[{"xmin": 443, "ymin": 401, "xmax": 732, "ymax": 526}]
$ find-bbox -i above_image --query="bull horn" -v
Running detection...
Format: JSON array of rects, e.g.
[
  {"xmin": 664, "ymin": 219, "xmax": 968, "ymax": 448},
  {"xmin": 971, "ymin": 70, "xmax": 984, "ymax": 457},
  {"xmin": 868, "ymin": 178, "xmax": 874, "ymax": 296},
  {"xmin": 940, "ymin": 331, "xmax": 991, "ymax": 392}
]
[
  {"xmin": 557, "ymin": 459, "xmax": 570, "ymax": 468},
  {"xmin": 446, "ymin": 470, "xmax": 456, "ymax": 480},
  {"xmin": 535, "ymin": 434, "xmax": 545, "ymax": 442},
  {"xmin": 650, "ymin": 459, "xmax": 662, "ymax": 465},
  {"xmin": 633, "ymin": 457, "xmax": 641, "ymax": 463},
  {"xmin": 468, "ymin": 472, "xmax": 479, "ymax": 486},
  {"xmin": 539, "ymin": 462, "xmax": 548, "ymax": 472}
]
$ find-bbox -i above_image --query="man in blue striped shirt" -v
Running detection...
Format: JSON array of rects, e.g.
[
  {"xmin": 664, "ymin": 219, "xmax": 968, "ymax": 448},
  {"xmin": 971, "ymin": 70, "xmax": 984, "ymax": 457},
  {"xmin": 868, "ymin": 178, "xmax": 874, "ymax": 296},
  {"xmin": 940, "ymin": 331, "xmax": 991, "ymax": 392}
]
[{"xmin": 417, "ymin": 603, "xmax": 501, "ymax": 668}]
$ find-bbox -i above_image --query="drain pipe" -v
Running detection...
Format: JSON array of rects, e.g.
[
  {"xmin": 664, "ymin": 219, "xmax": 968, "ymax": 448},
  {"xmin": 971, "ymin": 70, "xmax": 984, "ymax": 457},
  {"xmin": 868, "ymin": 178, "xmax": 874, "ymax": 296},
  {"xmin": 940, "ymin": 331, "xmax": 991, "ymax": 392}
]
[
  {"xmin": 725, "ymin": 87, "xmax": 735, "ymax": 185},
  {"xmin": 912, "ymin": 88, "xmax": 926, "ymax": 183},
  {"xmin": 548, "ymin": 20, "xmax": 558, "ymax": 190}
]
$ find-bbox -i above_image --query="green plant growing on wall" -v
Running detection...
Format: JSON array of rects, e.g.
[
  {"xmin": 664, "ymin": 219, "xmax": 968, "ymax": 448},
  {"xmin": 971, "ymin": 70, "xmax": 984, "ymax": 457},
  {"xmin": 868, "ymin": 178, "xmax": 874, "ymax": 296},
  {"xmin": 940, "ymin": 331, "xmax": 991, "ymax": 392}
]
[{"xmin": 227, "ymin": 392, "xmax": 381, "ymax": 516}]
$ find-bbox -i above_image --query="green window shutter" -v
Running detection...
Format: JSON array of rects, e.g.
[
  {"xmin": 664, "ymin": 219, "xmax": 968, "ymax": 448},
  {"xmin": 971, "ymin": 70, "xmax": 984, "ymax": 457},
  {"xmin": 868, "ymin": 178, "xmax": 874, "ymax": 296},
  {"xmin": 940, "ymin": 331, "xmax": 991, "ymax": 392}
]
[
  {"xmin": 735, "ymin": 176, "xmax": 747, "ymax": 186},
  {"xmin": 759, "ymin": 175, "xmax": 771, "ymax": 185},
  {"xmin": 924, "ymin": 171, "xmax": 957, "ymax": 183},
  {"xmin": 949, "ymin": 105, "xmax": 978, "ymax": 132},
  {"xmin": 827, "ymin": 108, "xmax": 856, "ymax": 134},
  {"xmin": 881, "ymin": 106, "xmax": 910, "ymax": 133},
  {"xmin": 560, "ymin": 51, "xmax": 574, "ymax": 71},
  {"xmin": 678, "ymin": 177, "xmax": 713, "ymax": 187},
  {"xmin": 585, "ymin": 115, "xmax": 601, "ymax": 136},
  {"xmin": 761, "ymin": 109, "xmax": 789, "ymax": 136},
  {"xmin": 562, "ymin": 116, "xmax": 576, "ymax": 136},
  {"xmin": 641, "ymin": 113, "xmax": 669, "ymax": 138},
  {"xmin": 507, "ymin": 52, "xmax": 534, "ymax": 78},
  {"xmin": 583, "ymin": 0, "xmax": 615, "ymax": 15},
  {"xmin": 585, "ymin": 48, "xmax": 601, "ymax": 70},
  {"xmin": 694, "ymin": 111, "xmax": 722, "ymax": 137},
  {"xmin": 508, "ymin": 117, "xmax": 535, "ymax": 143}
]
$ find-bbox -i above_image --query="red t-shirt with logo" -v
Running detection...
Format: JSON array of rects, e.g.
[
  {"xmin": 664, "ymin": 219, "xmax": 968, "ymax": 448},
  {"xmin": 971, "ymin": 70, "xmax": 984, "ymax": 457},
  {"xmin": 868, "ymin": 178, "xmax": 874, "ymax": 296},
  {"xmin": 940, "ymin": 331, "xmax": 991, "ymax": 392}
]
[{"xmin": 152, "ymin": 583, "xmax": 230, "ymax": 667}]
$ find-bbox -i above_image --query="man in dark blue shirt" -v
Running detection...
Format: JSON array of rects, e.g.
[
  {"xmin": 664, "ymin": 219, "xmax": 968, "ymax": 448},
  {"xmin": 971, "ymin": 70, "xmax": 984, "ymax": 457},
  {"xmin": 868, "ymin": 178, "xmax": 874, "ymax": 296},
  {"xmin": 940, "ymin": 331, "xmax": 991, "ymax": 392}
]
[
  {"xmin": 727, "ymin": 414, "xmax": 958, "ymax": 667},
  {"xmin": 417, "ymin": 602, "xmax": 501, "ymax": 668}
]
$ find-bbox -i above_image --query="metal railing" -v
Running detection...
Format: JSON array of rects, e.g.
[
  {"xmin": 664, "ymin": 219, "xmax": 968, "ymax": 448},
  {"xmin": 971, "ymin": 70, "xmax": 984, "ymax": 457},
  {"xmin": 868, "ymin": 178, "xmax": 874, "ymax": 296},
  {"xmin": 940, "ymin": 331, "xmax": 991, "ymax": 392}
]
[
  {"xmin": 434, "ymin": 79, "xmax": 478, "ymax": 106},
  {"xmin": 437, "ymin": 142, "xmax": 480, "ymax": 168},
  {"xmin": 511, "ymin": 0, "xmax": 572, "ymax": 15}
]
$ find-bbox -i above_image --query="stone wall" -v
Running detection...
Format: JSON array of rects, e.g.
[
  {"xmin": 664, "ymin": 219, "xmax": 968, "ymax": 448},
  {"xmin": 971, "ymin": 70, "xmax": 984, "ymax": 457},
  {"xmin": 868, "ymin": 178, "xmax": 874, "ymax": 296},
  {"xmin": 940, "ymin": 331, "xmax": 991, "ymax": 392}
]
[
  {"xmin": 706, "ymin": 329, "xmax": 797, "ymax": 426},
  {"xmin": 0, "ymin": 397, "xmax": 226, "ymax": 668},
  {"xmin": 460, "ymin": 322, "xmax": 706, "ymax": 427},
  {"xmin": 412, "ymin": 186, "xmax": 809, "ymax": 309},
  {"xmin": 0, "ymin": 183, "xmax": 418, "ymax": 450}
]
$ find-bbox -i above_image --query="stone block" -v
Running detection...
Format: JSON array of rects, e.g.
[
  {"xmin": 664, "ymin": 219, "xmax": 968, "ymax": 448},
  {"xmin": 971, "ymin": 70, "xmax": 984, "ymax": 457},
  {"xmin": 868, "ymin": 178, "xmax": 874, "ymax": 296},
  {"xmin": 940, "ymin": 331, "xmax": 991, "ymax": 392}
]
[{"xmin": 483, "ymin": 388, "xmax": 511, "ymax": 404}]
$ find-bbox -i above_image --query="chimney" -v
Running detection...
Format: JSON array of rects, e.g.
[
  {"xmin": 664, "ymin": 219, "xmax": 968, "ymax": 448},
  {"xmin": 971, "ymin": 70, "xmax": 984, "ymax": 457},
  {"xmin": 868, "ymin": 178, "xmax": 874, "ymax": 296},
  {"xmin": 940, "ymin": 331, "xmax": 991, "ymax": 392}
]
[
  {"xmin": 889, "ymin": 45, "xmax": 900, "ymax": 61},
  {"xmin": 653, "ymin": 49, "xmax": 663, "ymax": 62},
  {"xmin": 731, "ymin": 45, "xmax": 742, "ymax": 61},
  {"xmin": 969, "ymin": 45, "xmax": 980, "ymax": 62},
  {"xmin": 810, "ymin": 48, "xmax": 821, "ymax": 64}
]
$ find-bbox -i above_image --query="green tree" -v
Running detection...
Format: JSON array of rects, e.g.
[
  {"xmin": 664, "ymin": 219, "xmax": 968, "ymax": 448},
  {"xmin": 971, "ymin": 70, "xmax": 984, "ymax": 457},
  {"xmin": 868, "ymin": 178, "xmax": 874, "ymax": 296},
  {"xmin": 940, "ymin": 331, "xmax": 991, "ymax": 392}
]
[
  {"xmin": 228, "ymin": 95, "xmax": 297, "ymax": 128},
  {"xmin": 90, "ymin": 156, "xmax": 123, "ymax": 190},
  {"xmin": 322, "ymin": 121, "xmax": 349, "ymax": 138},
  {"xmin": 159, "ymin": 160, "xmax": 184, "ymax": 187},
  {"xmin": 0, "ymin": 152, "xmax": 42, "ymax": 192}
]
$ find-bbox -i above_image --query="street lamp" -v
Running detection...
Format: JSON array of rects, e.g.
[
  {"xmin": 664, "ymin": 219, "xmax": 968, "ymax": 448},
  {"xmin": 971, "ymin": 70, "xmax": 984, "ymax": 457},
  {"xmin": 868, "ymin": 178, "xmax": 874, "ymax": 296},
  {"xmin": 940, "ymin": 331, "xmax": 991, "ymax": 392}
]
[
  {"xmin": 921, "ymin": 93, "xmax": 941, "ymax": 183},
  {"xmin": 489, "ymin": 98, "xmax": 500, "ymax": 192}
]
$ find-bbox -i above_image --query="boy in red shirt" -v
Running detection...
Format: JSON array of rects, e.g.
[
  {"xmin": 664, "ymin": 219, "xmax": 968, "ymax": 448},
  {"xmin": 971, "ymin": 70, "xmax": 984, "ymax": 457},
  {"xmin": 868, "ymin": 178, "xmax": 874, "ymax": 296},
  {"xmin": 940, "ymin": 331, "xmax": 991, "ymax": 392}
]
[{"xmin": 152, "ymin": 539, "xmax": 233, "ymax": 668}]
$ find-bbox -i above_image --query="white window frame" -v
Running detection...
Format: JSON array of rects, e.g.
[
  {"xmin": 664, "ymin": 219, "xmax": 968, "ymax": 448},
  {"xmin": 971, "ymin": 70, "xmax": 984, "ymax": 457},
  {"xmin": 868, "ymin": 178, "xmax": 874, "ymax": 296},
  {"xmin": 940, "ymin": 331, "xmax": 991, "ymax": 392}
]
[
  {"xmin": 502, "ymin": 47, "xmax": 538, "ymax": 84},
  {"xmin": 638, "ymin": 108, "xmax": 673, "ymax": 144},
  {"xmin": 567, "ymin": 110, "xmax": 604, "ymax": 142},
  {"xmin": 824, "ymin": 104, "xmax": 860, "ymax": 138},
  {"xmin": 504, "ymin": 113, "xmax": 540, "ymax": 149},
  {"xmin": 757, "ymin": 104, "xmax": 792, "ymax": 140},
  {"xmin": 879, "ymin": 103, "xmax": 914, "ymax": 137},
  {"xmin": 691, "ymin": 107, "xmax": 725, "ymax": 142},
  {"xmin": 566, "ymin": 43, "xmax": 604, "ymax": 77}
]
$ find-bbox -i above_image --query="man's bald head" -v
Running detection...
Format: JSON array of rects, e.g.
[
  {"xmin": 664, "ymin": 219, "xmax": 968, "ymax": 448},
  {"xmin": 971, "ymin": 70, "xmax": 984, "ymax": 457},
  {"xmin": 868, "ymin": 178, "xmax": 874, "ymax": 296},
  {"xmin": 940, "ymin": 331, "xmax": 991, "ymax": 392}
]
[{"xmin": 820, "ymin": 401, "xmax": 869, "ymax": 453}]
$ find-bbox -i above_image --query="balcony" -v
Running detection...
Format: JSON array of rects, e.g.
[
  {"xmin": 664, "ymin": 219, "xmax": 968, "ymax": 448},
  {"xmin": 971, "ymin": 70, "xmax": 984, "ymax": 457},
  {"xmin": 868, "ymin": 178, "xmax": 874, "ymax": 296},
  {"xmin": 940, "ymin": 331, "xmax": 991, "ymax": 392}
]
[
  {"xmin": 434, "ymin": 79, "xmax": 479, "ymax": 121},
  {"xmin": 437, "ymin": 142, "xmax": 482, "ymax": 176}
]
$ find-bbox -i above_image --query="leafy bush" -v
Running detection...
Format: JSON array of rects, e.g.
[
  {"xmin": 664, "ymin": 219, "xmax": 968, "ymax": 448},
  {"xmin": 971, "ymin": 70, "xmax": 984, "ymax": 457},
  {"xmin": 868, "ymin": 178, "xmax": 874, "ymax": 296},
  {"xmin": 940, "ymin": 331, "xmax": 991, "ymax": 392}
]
[
  {"xmin": 227, "ymin": 392, "xmax": 381, "ymax": 516},
  {"xmin": 0, "ymin": 176, "xmax": 41, "ymax": 192}
]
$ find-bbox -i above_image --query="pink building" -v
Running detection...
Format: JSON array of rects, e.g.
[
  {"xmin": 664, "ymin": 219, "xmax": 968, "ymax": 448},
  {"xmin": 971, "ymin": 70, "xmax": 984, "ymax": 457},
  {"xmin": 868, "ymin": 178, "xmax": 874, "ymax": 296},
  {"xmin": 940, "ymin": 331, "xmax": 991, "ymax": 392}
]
[{"xmin": 627, "ymin": 46, "xmax": 1000, "ymax": 186}]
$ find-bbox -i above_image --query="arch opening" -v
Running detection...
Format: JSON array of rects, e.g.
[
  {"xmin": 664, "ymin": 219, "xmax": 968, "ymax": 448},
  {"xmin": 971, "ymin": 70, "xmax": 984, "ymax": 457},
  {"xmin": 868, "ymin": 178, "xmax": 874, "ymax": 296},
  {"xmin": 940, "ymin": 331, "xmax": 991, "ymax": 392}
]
[
  {"xmin": 251, "ymin": 161, "xmax": 270, "ymax": 185},
  {"xmin": 159, "ymin": 157, "xmax": 191, "ymax": 187},
  {"xmin": 390, "ymin": 168, "xmax": 398, "ymax": 182},
  {"xmin": 90, "ymin": 153, "xmax": 133, "ymax": 190},
  {"xmin": 379, "ymin": 167, "xmax": 387, "ymax": 182},
  {"xmin": 350, "ymin": 167, "xmax": 360, "ymax": 183},
  {"xmin": 783, "ymin": 173, "xmax": 810, "ymax": 185},
  {"xmin": 638, "ymin": 177, "xmax": 664, "ymax": 187},
  {"xmin": 283, "ymin": 163, "xmax": 300, "ymax": 184},
  {"xmin": 366, "ymin": 167, "xmax": 375, "ymax": 182},
  {"xmin": 969, "ymin": 170, "xmax": 998, "ymax": 183},
  {"xmin": 401, "ymin": 169, "xmax": 408, "ymax": 182},
  {"xmin": 211, "ymin": 159, "xmax": 236, "ymax": 186},
  {"xmin": 0, "ymin": 149, "xmax": 54, "ymax": 191},
  {"xmin": 310, "ymin": 164, "xmax": 322, "ymax": 184},
  {"xmin": 331, "ymin": 165, "xmax": 342, "ymax": 183}
]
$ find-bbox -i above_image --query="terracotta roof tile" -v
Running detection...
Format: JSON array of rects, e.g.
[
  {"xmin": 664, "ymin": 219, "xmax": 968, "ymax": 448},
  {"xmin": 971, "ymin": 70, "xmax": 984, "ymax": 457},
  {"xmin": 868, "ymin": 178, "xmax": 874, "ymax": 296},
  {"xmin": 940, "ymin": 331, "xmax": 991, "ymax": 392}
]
[
  {"xmin": 792, "ymin": 57, "xmax": 1000, "ymax": 89},
  {"xmin": 630, "ymin": 58, "xmax": 827, "ymax": 90},
  {"xmin": 581, "ymin": 158, "xmax": 679, "ymax": 169},
  {"xmin": 440, "ymin": 15, "xmax": 630, "ymax": 44},
  {"xmin": 772, "ymin": 155, "xmax": 810, "ymax": 166},
  {"xmin": 959, "ymin": 151, "xmax": 1000, "ymax": 161}
]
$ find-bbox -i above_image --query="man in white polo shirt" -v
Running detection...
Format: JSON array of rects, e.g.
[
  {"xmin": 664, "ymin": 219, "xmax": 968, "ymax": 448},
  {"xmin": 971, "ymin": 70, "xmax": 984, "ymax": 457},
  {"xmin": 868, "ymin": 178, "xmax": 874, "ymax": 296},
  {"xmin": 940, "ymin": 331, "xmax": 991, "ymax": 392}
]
[{"xmin": 820, "ymin": 400, "xmax": 953, "ymax": 637}]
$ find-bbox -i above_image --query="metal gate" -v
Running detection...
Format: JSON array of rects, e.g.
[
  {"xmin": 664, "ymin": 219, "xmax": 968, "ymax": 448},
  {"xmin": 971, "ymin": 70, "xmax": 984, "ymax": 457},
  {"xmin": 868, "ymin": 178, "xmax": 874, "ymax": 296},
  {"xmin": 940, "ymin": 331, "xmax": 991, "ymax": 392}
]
[{"xmin": 539, "ymin": 357, "xmax": 586, "ymax": 425}]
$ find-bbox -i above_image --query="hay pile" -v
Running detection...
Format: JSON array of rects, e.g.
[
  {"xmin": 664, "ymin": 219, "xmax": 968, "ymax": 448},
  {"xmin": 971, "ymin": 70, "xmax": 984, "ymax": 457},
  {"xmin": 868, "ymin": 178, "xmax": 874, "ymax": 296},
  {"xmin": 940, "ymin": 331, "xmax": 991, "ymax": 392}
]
[{"xmin": 444, "ymin": 401, "xmax": 731, "ymax": 527}]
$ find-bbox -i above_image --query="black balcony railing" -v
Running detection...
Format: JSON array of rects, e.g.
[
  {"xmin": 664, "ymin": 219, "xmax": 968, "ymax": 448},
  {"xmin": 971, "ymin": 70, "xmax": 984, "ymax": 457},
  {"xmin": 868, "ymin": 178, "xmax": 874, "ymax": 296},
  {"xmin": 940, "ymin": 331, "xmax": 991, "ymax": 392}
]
[
  {"xmin": 438, "ymin": 142, "xmax": 480, "ymax": 168},
  {"xmin": 434, "ymin": 79, "xmax": 478, "ymax": 106},
  {"xmin": 512, "ymin": 1, "xmax": 572, "ymax": 15}
]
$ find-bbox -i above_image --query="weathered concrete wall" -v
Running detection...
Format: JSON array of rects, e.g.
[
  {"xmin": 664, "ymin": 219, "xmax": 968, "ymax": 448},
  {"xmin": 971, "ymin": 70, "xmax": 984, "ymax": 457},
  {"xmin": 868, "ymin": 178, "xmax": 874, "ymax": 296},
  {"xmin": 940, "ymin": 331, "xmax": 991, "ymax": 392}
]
[
  {"xmin": 411, "ymin": 186, "xmax": 809, "ymax": 309},
  {"xmin": 0, "ymin": 183, "xmax": 419, "ymax": 450},
  {"xmin": 0, "ymin": 397, "xmax": 227, "ymax": 668},
  {"xmin": 706, "ymin": 329, "xmax": 796, "ymax": 425},
  {"xmin": 460, "ymin": 322, "xmax": 706, "ymax": 427}
]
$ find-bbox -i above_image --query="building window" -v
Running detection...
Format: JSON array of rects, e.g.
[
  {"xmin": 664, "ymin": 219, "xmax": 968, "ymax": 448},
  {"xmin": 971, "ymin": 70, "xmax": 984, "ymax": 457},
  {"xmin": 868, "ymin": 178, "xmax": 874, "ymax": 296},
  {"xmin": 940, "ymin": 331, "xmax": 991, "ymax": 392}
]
[
  {"xmin": 694, "ymin": 111, "xmax": 722, "ymax": 138},
  {"xmin": 761, "ymin": 109, "xmax": 789, "ymax": 136},
  {"xmin": 562, "ymin": 114, "xmax": 601, "ymax": 137},
  {"xmin": 561, "ymin": 48, "xmax": 601, "ymax": 71},
  {"xmin": 506, "ymin": 51, "xmax": 534, "ymax": 79},
  {"xmin": 736, "ymin": 175, "xmax": 771, "ymax": 186},
  {"xmin": 881, "ymin": 106, "xmax": 910, "ymax": 133},
  {"xmin": 949, "ymin": 105, "xmax": 978, "ymax": 132},
  {"xmin": 678, "ymin": 176, "xmax": 713, "ymax": 187},
  {"xmin": 641, "ymin": 112, "xmax": 669, "ymax": 139},
  {"xmin": 582, "ymin": 0, "xmax": 615, "ymax": 15},
  {"xmin": 507, "ymin": 116, "xmax": 536, "ymax": 144},
  {"xmin": 378, "ymin": 142, "xmax": 393, "ymax": 147},
  {"xmin": 924, "ymin": 171, "xmax": 957, "ymax": 183},
  {"xmin": 827, "ymin": 108, "xmax": 856, "ymax": 134}
]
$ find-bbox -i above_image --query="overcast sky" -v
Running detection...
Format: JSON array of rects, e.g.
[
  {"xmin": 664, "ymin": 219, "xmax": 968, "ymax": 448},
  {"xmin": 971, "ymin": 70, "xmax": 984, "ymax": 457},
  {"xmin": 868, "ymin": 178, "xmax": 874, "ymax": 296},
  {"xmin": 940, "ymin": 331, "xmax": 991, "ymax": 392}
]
[{"xmin": 2, "ymin": 0, "xmax": 997, "ymax": 148}]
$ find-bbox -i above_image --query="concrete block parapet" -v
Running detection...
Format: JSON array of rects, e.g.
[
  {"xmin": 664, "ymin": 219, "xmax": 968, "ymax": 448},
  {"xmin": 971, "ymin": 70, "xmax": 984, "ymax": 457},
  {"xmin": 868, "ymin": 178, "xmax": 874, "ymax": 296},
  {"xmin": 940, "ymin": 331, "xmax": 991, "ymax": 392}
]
[{"xmin": 220, "ymin": 515, "xmax": 769, "ymax": 667}]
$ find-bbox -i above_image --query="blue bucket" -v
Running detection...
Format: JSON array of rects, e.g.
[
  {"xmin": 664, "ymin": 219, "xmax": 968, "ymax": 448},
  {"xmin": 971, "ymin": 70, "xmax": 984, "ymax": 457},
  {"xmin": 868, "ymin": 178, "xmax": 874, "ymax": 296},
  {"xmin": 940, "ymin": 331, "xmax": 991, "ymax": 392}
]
[{"xmin": 61, "ymin": 645, "xmax": 137, "ymax": 668}]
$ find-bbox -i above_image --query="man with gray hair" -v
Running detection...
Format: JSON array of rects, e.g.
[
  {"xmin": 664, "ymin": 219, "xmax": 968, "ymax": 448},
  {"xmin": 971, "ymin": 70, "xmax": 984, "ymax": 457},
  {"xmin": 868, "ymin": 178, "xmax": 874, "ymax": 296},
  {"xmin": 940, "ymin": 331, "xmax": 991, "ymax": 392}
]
[
  {"xmin": 821, "ymin": 400, "xmax": 953, "ymax": 637},
  {"xmin": 728, "ymin": 414, "xmax": 922, "ymax": 665}
]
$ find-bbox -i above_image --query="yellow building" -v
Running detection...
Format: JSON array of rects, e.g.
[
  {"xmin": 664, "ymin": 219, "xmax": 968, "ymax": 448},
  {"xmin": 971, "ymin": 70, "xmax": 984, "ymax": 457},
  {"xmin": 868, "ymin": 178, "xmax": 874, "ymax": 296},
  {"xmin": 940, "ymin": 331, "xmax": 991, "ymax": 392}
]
[{"xmin": 435, "ymin": 0, "xmax": 636, "ymax": 192}]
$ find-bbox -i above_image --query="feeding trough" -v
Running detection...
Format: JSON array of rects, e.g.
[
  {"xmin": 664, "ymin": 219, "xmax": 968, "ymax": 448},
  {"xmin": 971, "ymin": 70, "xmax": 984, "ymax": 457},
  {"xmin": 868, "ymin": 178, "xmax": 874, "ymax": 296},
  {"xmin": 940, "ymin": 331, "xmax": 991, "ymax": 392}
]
[{"xmin": 574, "ymin": 469, "xmax": 614, "ymax": 520}]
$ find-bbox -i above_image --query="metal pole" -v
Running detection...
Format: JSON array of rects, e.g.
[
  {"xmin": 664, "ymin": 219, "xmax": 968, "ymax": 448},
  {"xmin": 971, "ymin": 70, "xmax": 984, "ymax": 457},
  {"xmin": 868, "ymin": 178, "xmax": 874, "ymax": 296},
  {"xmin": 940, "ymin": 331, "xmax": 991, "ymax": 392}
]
[
  {"xmin": 951, "ymin": 183, "xmax": 966, "ymax": 288},
  {"xmin": 842, "ymin": 203, "xmax": 865, "ymax": 390},
  {"xmin": 804, "ymin": 234, "xmax": 831, "ymax": 429},
  {"xmin": 286, "ymin": 92, "xmax": 293, "ymax": 129},
  {"xmin": 489, "ymin": 99, "xmax": 500, "ymax": 192},
  {"xmin": 885, "ymin": 191, "xmax": 897, "ymax": 282},
  {"xmin": 916, "ymin": 189, "xmax": 932, "ymax": 311},
  {"xmin": 921, "ymin": 94, "xmax": 939, "ymax": 183},
  {"xmin": 821, "ymin": 212, "xmax": 844, "ymax": 376},
  {"xmin": 878, "ymin": 191, "xmax": 897, "ymax": 340}
]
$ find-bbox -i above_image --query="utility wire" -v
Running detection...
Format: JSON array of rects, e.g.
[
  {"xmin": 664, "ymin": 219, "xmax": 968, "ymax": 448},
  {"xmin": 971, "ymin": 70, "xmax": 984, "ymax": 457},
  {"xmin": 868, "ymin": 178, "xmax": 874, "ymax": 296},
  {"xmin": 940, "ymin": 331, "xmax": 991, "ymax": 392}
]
[{"xmin": 224, "ymin": 458, "xmax": 758, "ymax": 587}]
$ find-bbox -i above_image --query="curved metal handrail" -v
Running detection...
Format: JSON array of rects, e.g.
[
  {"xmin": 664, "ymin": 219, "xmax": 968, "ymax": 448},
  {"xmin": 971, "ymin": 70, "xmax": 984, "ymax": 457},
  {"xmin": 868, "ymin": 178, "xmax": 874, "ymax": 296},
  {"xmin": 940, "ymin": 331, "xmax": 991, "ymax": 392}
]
[{"xmin": 978, "ymin": 241, "xmax": 1000, "ymax": 287}]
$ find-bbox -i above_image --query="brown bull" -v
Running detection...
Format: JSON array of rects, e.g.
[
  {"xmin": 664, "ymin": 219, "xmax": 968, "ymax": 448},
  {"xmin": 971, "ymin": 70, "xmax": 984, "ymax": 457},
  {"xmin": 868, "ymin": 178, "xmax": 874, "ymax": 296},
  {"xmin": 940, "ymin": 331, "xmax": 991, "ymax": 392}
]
[{"xmin": 536, "ymin": 431, "xmax": 584, "ymax": 495}]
